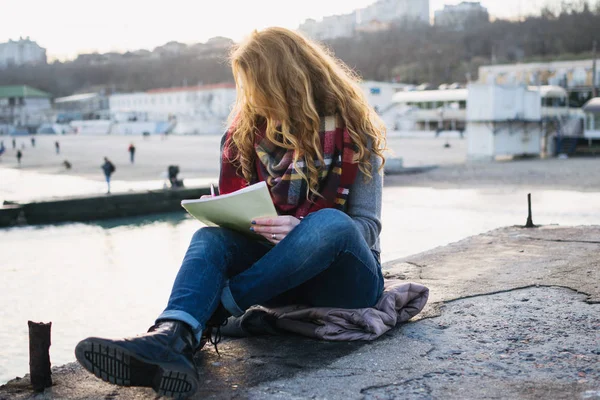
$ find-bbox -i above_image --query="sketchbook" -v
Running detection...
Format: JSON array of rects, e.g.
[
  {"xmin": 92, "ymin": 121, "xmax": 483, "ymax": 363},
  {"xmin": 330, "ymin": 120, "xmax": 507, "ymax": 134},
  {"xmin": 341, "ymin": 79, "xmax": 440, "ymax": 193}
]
[{"xmin": 181, "ymin": 181, "xmax": 278, "ymax": 235}]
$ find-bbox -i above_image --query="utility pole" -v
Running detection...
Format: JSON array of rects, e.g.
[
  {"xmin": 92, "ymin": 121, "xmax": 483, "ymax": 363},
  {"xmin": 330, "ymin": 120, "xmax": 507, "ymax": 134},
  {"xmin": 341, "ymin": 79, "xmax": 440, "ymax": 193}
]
[{"xmin": 593, "ymin": 40, "xmax": 598, "ymax": 98}]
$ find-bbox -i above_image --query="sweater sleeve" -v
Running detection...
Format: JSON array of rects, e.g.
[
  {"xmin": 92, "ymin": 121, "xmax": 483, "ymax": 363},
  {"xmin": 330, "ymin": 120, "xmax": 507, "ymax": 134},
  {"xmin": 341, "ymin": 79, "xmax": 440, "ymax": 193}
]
[{"xmin": 346, "ymin": 154, "xmax": 383, "ymax": 248}]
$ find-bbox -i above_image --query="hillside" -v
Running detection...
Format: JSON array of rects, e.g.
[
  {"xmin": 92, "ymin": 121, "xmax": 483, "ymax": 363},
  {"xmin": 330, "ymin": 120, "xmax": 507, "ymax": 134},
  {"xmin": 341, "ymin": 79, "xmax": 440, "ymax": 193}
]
[{"xmin": 1, "ymin": 1, "xmax": 599, "ymax": 97}]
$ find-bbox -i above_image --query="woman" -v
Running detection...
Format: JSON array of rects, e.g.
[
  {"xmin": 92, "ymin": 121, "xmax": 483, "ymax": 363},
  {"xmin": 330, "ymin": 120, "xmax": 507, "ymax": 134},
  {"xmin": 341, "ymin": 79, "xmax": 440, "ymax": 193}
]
[{"xmin": 75, "ymin": 27, "xmax": 386, "ymax": 399}]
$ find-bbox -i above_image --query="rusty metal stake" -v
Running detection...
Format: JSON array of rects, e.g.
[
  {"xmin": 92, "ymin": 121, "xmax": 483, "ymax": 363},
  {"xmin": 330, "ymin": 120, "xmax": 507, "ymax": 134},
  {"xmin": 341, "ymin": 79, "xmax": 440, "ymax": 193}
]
[
  {"xmin": 525, "ymin": 193, "xmax": 535, "ymax": 228},
  {"xmin": 28, "ymin": 321, "xmax": 52, "ymax": 391}
]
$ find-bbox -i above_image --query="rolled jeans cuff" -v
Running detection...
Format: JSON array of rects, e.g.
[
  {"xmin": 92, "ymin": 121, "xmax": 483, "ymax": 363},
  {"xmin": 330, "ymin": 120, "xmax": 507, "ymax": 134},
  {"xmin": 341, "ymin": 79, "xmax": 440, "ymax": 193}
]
[
  {"xmin": 156, "ymin": 310, "xmax": 204, "ymax": 344},
  {"xmin": 221, "ymin": 281, "xmax": 245, "ymax": 317}
]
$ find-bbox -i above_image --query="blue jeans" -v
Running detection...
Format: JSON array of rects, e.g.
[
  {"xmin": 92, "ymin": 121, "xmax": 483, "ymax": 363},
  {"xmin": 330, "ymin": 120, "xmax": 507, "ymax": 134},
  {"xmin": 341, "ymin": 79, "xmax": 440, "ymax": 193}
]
[
  {"xmin": 104, "ymin": 174, "xmax": 111, "ymax": 193},
  {"xmin": 156, "ymin": 208, "xmax": 384, "ymax": 343}
]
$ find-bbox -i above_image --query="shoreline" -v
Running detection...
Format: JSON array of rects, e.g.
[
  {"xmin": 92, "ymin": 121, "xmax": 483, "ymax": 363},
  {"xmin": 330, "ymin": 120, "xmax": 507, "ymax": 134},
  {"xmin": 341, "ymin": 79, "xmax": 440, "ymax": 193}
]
[
  {"xmin": 3, "ymin": 133, "xmax": 598, "ymax": 199},
  {"xmin": 3, "ymin": 154, "xmax": 600, "ymax": 205}
]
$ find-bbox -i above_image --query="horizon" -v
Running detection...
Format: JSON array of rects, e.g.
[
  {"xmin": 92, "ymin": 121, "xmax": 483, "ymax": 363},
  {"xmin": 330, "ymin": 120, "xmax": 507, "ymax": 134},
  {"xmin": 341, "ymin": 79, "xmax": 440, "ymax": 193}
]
[{"xmin": 2, "ymin": 0, "xmax": 563, "ymax": 61}]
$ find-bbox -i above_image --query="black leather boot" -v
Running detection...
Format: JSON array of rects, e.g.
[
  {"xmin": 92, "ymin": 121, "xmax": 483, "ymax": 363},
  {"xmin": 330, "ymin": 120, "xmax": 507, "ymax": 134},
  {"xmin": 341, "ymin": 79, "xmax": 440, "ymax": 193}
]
[{"xmin": 75, "ymin": 321, "xmax": 199, "ymax": 399}]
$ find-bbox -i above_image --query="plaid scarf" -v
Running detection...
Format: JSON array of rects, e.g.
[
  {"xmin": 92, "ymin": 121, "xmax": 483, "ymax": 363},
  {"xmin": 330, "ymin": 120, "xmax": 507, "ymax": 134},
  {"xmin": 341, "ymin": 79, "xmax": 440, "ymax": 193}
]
[{"xmin": 219, "ymin": 115, "xmax": 359, "ymax": 218}]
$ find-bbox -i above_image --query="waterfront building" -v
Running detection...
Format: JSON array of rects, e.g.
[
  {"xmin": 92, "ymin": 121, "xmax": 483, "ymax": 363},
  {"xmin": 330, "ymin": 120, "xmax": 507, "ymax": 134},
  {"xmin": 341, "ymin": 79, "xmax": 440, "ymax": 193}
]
[
  {"xmin": 108, "ymin": 83, "xmax": 236, "ymax": 135},
  {"xmin": 54, "ymin": 92, "xmax": 109, "ymax": 120},
  {"xmin": 479, "ymin": 59, "xmax": 600, "ymax": 107},
  {"xmin": 390, "ymin": 88, "xmax": 468, "ymax": 131},
  {"xmin": 389, "ymin": 85, "xmax": 570, "ymax": 132},
  {"xmin": 0, "ymin": 37, "xmax": 47, "ymax": 68},
  {"xmin": 466, "ymin": 84, "xmax": 544, "ymax": 160},
  {"xmin": 0, "ymin": 85, "xmax": 52, "ymax": 130},
  {"xmin": 109, "ymin": 83, "xmax": 236, "ymax": 120},
  {"xmin": 299, "ymin": 0, "xmax": 429, "ymax": 40},
  {"xmin": 434, "ymin": 2, "xmax": 489, "ymax": 30},
  {"xmin": 360, "ymin": 80, "xmax": 414, "ymax": 112}
]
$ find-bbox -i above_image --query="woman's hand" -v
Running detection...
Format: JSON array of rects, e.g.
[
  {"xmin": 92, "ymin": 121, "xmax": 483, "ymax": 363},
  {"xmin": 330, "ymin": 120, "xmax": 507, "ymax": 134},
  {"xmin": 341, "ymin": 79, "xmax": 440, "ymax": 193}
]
[{"xmin": 251, "ymin": 216, "xmax": 301, "ymax": 244}]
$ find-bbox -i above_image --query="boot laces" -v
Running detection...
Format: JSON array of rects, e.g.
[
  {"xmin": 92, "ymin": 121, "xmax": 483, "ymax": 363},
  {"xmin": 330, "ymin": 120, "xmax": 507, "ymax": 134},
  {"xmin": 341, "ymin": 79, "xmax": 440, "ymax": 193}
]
[{"xmin": 208, "ymin": 318, "xmax": 228, "ymax": 356}]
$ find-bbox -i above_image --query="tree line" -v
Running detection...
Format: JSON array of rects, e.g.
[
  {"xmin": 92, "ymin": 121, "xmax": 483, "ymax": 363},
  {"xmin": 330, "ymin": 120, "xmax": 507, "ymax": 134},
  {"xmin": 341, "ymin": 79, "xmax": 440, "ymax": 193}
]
[{"xmin": 1, "ymin": 0, "xmax": 599, "ymax": 97}]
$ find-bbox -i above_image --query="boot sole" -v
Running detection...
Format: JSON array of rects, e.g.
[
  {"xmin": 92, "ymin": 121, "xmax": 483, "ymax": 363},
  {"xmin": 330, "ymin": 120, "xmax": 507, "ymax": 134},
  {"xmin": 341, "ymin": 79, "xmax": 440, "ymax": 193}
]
[{"xmin": 75, "ymin": 338, "xmax": 198, "ymax": 399}]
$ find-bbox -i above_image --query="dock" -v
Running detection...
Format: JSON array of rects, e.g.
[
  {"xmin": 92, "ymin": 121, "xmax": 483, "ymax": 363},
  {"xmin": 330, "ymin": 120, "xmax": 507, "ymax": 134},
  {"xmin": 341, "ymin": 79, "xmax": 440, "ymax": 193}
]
[{"xmin": 0, "ymin": 187, "xmax": 210, "ymax": 227}]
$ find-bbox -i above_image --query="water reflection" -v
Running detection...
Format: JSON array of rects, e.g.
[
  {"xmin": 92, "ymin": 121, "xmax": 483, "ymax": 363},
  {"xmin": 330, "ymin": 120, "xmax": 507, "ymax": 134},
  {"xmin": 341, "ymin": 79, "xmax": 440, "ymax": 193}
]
[{"xmin": 91, "ymin": 211, "xmax": 189, "ymax": 230}]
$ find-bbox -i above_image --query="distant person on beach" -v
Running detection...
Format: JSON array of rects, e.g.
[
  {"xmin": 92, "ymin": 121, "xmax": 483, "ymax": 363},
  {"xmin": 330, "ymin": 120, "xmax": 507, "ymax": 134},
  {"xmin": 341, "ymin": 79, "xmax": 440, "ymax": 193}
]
[
  {"xmin": 12, "ymin": 138, "xmax": 16, "ymax": 149},
  {"xmin": 128, "ymin": 143, "xmax": 136, "ymax": 164},
  {"xmin": 76, "ymin": 27, "xmax": 387, "ymax": 399},
  {"xmin": 101, "ymin": 157, "xmax": 115, "ymax": 194},
  {"xmin": 30, "ymin": 136, "xmax": 36, "ymax": 147},
  {"xmin": 16, "ymin": 150, "xmax": 22, "ymax": 165},
  {"xmin": 63, "ymin": 160, "xmax": 72, "ymax": 169},
  {"xmin": 55, "ymin": 141, "xmax": 60, "ymax": 154},
  {"xmin": 167, "ymin": 164, "xmax": 184, "ymax": 188},
  {"xmin": 0, "ymin": 141, "xmax": 5, "ymax": 158}
]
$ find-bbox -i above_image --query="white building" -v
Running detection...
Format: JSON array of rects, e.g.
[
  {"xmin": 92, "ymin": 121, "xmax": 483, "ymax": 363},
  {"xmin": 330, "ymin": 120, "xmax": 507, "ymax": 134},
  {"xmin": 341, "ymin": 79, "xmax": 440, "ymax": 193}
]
[
  {"xmin": 361, "ymin": 81, "xmax": 413, "ymax": 111},
  {"xmin": 54, "ymin": 93, "xmax": 109, "ymax": 114},
  {"xmin": 391, "ymin": 88, "xmax": 469, "ymax": 131},
  {"xmin": 109, "ymin": 83, "xmax": 237, "ymax": 134},
  {"xmin": 434, "ymin": 2, "xmax": 489, "ymax": 29},
  {"xmin": 299, "ymin": 14, "xmax": 357, "ymax": 41},
  {"xmin": 357, "ymin": 0, "xmax": 430, "ymax": 25},
  {"xmin": 479, "ymin": 59, "xmax": 600, "ymax": 107},
  {"xmin": 359, "ymin": 80, "xmax": 415, "ymax": 129},
  {"xmin": 0, "ymin": 85, "xmax": 52, "ymax": 129},
  {"xmin": 299, "ymin": 0, "xmax": 429, "ymax": 40},
  {"xmin": 0, "ymin": 37, "xmax": 46, "ymax": 68},
  {"xmin": 110, "ymin": 83, "xmax": 236, "ymax": 119},
  {"xmin": 466, "ymin": 84, "xmax": 544, "ymax": 160},
  {"xmin": 389, "ymin": 85, "xmax": 569, "ymax": 132}
]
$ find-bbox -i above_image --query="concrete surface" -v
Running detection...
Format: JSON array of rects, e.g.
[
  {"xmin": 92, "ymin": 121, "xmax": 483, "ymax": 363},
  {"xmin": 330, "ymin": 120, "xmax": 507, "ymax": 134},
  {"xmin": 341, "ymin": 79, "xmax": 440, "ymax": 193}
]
[
  {"xmin": 1, "ymin": 225, "xmax": 598, "ymax": 399},
  {"xmin": 384, "ymin": 157, "xmax": 600, "ymax": 192}
]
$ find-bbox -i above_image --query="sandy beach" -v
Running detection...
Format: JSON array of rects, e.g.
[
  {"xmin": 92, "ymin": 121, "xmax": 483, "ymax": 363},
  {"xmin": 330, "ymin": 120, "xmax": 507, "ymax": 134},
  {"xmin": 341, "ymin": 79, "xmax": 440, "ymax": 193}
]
[
  {"xmin": 1, "ymin": 133, "xmax": 599, "ymax": 200},
  {"xmin": 0, "ymin": 133, "xmax": 469, "ymax": 181}
]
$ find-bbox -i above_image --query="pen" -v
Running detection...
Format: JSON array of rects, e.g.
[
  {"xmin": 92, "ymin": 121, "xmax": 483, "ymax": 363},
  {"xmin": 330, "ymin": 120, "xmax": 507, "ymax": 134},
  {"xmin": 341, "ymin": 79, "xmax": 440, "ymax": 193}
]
[{"xmin": 210, "ymin": 183, "xmax": 216, "ymax": 197}]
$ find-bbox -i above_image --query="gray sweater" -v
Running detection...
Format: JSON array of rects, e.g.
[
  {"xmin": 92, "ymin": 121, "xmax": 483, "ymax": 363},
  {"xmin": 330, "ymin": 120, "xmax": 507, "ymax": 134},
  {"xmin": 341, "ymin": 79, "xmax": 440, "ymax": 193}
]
[{"xmin": 346, "ymin": 154, "xmax": 382, "ymax": 253}]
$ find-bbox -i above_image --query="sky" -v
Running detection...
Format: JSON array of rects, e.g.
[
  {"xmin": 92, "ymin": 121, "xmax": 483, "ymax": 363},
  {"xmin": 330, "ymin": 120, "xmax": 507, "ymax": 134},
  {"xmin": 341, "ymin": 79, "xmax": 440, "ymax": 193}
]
[{"xmin": 0, "ymin": 0, "xmax": 561, "ymax": 61}]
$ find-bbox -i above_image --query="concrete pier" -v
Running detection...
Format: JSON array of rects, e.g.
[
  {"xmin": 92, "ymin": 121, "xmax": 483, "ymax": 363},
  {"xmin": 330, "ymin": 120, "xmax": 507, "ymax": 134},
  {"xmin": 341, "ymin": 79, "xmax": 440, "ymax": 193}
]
[
  {"xmin": 0, "ymin": 204, "xmax": 22, "ymax": 226},
  {"xmin": 1, "ymin": 225, "xmax": 598, "ymax": 399},
  {"xmin": 0, "ymin": 187, "xmax": 210, "ymax": 227}
]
